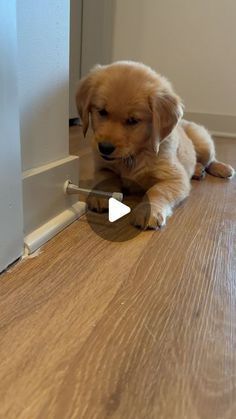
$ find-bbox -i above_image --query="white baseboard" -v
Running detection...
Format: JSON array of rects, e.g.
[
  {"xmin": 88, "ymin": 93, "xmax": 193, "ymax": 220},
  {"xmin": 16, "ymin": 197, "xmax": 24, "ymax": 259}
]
[
  {"xmin": 184, "ymin": 112, "xmax": 236, "ymax": 138},
  {"xmin": 210, "ymin": 131, "xmax": 236, "ymax": 139},
  {"xmin": 24, "ymin": 201, "xmax": 86, "ymax": 253},
  {"xmin": 23, "ymin": 155, "xmax": 86, "ymax": 254}
]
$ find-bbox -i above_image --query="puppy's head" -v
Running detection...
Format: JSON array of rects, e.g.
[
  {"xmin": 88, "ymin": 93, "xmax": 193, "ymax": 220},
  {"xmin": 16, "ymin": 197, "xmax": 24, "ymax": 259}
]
[{"xmin": 76, "ymin": 61, "xmax": 183, "ymax": 162}]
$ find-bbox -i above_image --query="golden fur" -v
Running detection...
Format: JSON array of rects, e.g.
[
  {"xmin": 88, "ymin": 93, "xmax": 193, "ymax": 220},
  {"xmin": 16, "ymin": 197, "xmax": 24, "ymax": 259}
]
[{"xmin": 76, "ymin": 61, "xmax": 235, "ymax": 229}]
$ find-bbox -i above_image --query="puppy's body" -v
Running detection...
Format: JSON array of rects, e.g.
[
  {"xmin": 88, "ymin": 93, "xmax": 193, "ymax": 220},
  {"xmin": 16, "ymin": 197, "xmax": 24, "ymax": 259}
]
[
  {"xmin": 93, "ymin": 125, "xmax": 195, "ymax": 192},
  {"xmin": 76, "ymin": 61, "xmax": 234, "ymax": 229}
]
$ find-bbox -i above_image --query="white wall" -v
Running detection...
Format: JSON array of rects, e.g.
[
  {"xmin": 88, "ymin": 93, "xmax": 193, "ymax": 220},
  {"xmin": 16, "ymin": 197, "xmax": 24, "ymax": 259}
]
[
  {"xmin": 17, "ymin": 0, "xmax": 70, "ymax": 171},
  {"xmin": 81, "ymin": 0, "xmax": 115, "ymax": 76},
  {"xmin": 0, "ymin": 1, "xmax": 23, "ymax": 271},
  {"xmin": 112, "ymin": 0, "xmax": 236, "ymax": 117}
]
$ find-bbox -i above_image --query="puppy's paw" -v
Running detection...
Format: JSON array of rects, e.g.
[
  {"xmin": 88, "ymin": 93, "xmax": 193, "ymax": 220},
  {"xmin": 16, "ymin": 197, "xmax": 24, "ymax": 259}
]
[
  {"xmin": 131, "ymin": 202, "xmax": 170, "ymax": 230},
  {"xmin": 192, "ymin": 162, "xmax": 206, "ymax": 180},
  {"xmin": 207, "ymin": 161, "xmax": 235, "ymax": 179},
  {"xmin": 87, "ymin": 196, "xmax": 108, "ymax": 213}
]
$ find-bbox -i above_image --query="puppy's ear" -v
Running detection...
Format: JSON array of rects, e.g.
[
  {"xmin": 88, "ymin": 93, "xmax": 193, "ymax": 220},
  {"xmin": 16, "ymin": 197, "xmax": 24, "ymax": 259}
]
[
  {"xmin": 76, "ymin": 65, "xmax": 102, "ymax": 137},
  {"xmin": 76, "ymin": 74, "xmax": 93, "ymax": 137},
  {"xmin": 150, "ymin": 88, "xmax": 184, "ymax": 152}
]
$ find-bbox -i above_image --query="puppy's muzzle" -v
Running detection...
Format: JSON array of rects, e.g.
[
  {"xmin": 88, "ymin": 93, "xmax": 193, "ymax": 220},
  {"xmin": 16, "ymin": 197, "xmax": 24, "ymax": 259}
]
[{"xmin": 98, "ymin": 141, "xmax": 116, "ymax": 156}]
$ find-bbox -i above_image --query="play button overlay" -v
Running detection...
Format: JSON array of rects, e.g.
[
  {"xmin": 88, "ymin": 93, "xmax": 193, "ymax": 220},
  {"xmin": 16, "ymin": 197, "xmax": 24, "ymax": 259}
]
[
  {"xmin": 85, "ymin": 178, "xmax": 150, "ymax": 242},
  {"xmin": 109, "ymin": 198, "xmax": 131, "ymax": 222}
]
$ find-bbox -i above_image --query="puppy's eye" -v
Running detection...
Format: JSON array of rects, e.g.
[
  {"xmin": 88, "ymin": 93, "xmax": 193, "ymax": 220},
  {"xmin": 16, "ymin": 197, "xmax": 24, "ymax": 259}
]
[
  {"xmin": 98, "ymin": 108, "xmax": 108, "ymax": 117},
  {"xmin": 126, "ymin": 117, "xmax": 140, "ymax": 126}
]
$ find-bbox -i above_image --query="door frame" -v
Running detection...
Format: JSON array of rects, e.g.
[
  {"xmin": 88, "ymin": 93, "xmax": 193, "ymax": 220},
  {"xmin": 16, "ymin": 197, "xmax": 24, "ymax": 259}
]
[{"xmin": 0, "ymin": 0, "xmax": 24, "ymax": 272}]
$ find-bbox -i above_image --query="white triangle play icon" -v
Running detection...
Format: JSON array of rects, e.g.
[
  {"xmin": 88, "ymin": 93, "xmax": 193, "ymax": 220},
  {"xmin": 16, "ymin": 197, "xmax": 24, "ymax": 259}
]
[{"xmin": 108, "ymin": 198, "xmax": 131, "ymax": 222}]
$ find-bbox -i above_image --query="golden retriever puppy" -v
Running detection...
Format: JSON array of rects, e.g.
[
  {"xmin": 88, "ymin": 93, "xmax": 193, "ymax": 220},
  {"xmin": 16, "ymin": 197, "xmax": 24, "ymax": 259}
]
[{"xmin": 76, "ymin": 61, "xmax": 234, "ymax": 229}]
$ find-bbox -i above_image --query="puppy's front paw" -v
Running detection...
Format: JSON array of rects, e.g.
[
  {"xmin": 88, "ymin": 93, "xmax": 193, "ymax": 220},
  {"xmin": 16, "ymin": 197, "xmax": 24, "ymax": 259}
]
[
  {"xmin": 87, "ymin": 196, "xmax": 108, "ymax": 213},
  {"xmin": 131, "ymin": 202, "xmax": 169, "ymax": 230}
]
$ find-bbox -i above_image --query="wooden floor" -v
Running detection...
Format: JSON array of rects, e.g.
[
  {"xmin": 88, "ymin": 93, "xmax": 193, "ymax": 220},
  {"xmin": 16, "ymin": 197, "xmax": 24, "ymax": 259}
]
[{"xmin": 0, "ymin": 127, "xmax": 236, "ymax": 419}]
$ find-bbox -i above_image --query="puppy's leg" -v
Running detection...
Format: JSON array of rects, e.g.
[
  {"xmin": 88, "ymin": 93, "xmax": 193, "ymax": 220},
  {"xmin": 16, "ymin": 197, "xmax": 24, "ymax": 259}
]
[
  {"xmin": 181, "ymin": 120, "xmax": 215, "ymax": 166},
  {"xmin": 182, "ymin": 120, "xmax": 235, "ymax": 178},
  {"xmin": 87, "ymin": 169, "xmax": 122, "ymax": 213},
  {"xmin": 131, "ymin": 175, "xmax": 190, "ymax": 230}
]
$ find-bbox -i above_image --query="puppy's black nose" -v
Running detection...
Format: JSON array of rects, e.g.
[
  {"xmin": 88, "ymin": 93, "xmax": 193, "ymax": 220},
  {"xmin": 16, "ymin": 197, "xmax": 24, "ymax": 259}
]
[{"xmin": 98, "ymin": 142, "xmax": 116, "ymax": 155}]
